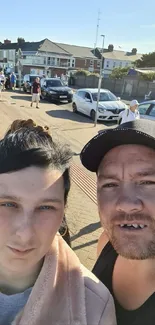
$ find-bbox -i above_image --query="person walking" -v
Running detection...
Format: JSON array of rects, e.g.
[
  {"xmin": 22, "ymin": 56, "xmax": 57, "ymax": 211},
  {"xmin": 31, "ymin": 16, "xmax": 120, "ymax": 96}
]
[
  {"xmin": 10, "ymin": 72, "xmax": 17, "ymax": 90},
  {"xmin": 119, "ymin": 99, "xmax": 140, "ymax": 124},
  {"xmin": 30, "ymin": 77, "xmax": 41, "ymax": 109}
]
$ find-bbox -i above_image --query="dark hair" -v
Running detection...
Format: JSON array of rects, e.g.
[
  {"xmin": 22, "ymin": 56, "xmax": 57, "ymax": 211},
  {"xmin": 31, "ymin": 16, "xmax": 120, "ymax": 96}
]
[{"xmin": 0, "ymin": 119, "xmax": 72, "ymax": 204}]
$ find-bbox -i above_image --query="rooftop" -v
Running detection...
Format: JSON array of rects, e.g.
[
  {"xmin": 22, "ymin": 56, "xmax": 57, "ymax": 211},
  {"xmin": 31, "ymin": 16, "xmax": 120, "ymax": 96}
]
[
  {"xmin": 56, "ymin": 42, "xmax": 96, "ymax": 59},
  {"xmin": 98, "ymin": 48, "xmax": 142, "ymax": 62}
]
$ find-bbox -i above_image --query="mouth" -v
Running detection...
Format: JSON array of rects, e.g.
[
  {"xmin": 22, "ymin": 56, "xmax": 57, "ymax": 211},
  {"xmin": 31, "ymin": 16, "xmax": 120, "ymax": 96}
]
[
  {"xmin": 118, "ymin": 223, "xmax": 148, "ymax": 230},
  {"xmin": 8, "ymin": 247, "xmax": 35, "ymax": 255}
]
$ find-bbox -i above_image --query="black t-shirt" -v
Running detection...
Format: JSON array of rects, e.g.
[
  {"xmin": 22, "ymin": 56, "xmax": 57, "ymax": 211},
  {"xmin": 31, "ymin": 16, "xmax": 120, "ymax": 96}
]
[
  {"xmin": 32, "ymin": 81, "xmax": 40, "ymax": 94},
  {"xmin": 92, "ymin": 242, "xmax": 155, "ymax": 325}
]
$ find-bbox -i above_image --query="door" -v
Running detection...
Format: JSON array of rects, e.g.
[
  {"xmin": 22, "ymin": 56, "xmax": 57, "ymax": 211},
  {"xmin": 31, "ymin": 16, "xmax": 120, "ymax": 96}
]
[
  {"xmin": 138, "ymin": 103, "xmax": 151, "ymax": 119},
  {"xmin": 147, "ymin": 104, "xmax": 155, "ymax": 121},
  {"xmin": 82, "ymin": 92, "xmax": 93, "ymax": 116},
  {"xmin": 76, "ymin": 90, "xmax": 86, "ymax": 113}
]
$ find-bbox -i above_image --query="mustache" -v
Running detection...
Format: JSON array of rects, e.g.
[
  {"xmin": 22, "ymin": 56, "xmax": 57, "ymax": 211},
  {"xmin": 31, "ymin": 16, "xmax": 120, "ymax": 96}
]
[{"xmin": 111, "ymin": 212, "xmax": 154, "ymax": 224}]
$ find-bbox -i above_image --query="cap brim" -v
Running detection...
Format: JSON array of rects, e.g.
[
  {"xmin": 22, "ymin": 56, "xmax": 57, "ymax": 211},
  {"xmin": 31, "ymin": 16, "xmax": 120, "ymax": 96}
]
[{"xmin": 80, "ymin": 127, "xmax": 155, "ymax": 172}]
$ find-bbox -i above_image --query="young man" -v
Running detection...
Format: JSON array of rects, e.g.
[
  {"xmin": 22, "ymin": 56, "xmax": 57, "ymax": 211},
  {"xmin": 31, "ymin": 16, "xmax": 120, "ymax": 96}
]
[
  {"xmin": 80, "ymin": 119, "xmax": 155, "ymax": 325},
  {"xmin": 30, "ymin": 77, "xmax": 41, "ymax": 109},
  {"xmin": 119, "ymin": 99, "xmax": 140, "ymax": 124},
  {"xmin": 0, "ymin": 119, "xmax": 116, "ymax": 325}
]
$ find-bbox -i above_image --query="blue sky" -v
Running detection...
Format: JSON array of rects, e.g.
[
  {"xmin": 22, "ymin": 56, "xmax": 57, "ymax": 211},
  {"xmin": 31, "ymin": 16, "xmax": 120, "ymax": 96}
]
[{"xmin": 1, "ymin": 0, "xmax": 155, "ymax": 54}]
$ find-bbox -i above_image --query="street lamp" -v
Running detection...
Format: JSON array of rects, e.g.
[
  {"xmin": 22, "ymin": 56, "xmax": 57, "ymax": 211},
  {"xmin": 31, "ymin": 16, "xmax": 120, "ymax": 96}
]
[{"xmin": 94, "ymin": 34, "xmax": 105, "ymax": 127}]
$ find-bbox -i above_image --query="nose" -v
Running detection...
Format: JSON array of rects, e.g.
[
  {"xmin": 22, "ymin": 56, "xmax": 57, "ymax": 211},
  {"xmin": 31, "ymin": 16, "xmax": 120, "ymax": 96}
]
[
  {"xmin": 14, "ymin": 213, "xmax": 34, "ymax": 244},
  {"xmin": 116, "ymin": 187, "xmax": 143, "ymax": 214}
]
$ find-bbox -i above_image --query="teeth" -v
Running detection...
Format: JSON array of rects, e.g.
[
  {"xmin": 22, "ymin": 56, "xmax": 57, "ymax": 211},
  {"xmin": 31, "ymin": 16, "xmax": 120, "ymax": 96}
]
[
  {"xmin": 132, "ymin": 224, "xmax": 139, "ymax": 228},
  {"xmin": 120, "ymin": 224, "xmax": 125, "ymax": 227},
  {"xmin": 139, "ymin": 224, "xmax": 145, "ymax": 229}
]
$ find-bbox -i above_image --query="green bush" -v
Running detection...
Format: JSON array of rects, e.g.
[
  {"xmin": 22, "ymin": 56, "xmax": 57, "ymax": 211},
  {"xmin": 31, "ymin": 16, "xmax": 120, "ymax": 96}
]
[{"xmin": 110, "ymin": 67, "xmax": 130, "ymax": 79}]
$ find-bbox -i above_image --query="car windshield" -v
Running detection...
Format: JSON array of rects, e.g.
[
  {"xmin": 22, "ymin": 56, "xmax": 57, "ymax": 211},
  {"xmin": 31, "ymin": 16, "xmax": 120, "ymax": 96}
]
[
  {"xmin": 47, "ymin": 80, "xmax": 63, "ymax": 87},
  {"xmin": 30, "ymin": 76, "xmax": 39, "ymax": 83},
  {"xmin": 92, "ymin": 91, "xmax": 117, "ymax": 102}
]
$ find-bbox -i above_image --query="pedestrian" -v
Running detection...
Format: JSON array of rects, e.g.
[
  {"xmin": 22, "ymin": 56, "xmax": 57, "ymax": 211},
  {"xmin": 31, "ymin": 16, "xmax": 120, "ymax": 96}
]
[
  {"xmin": 80, "ymin": 119, "xmax": 155, "ymax": 325},
  {"xmin": 0, "ymin": 118, "xmax": 116, "ymax": 325},
  {"xmin": 30, "ymin": 77, "xmax": 41, "ymax": 109},
  {"xmin": 119, "ymin": 99, "xmax": 140, "ymax": 124},
  {"xmin": 10, "ymin": 72, "xmax": 17, "ymax": 90},
  {"xmin": 0, "ymin": 71, "xmax": 5, "ymax": 92}
]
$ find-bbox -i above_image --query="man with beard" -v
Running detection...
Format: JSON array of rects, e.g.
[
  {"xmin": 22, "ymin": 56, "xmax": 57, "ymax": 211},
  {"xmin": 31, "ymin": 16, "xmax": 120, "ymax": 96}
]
[{"xmin": 80, "ymin": 119, "xmax": 155, "ymax": 325}]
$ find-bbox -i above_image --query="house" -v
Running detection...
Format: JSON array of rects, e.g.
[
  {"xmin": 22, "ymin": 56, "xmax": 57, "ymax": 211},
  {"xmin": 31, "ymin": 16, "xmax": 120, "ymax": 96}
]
[
  {"xmin": 95, "ymin": 44, "xmax": 142, "ymax": 78},
  {"xmin": 56, "ymin": 42, "xmax": 100, "ymax": 73},
  {"xmin": 0, "ymin": 39, "xmax": 99, "ymax": 76},
  {"xmin": 0, "ymin": 39, "xmax": 73, "ymax": 77}
]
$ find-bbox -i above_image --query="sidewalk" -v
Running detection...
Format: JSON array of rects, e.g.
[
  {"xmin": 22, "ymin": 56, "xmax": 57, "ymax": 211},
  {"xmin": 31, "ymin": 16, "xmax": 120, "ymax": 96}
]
[{"xmin": 0, "ymin": 90, "xmax": 107, "ymax": 270}]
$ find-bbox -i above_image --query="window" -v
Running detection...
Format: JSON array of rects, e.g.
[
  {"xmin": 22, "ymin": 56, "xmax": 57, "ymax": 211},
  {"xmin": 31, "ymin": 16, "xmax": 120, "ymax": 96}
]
[
  {"xmin": 138, "ymin": 103, "xmax": 150, "ymax": 115},
  {"xmin": 97, "ymin": 60, "xmax": 101, "ymax": 67},
  {"xmin": 126, "ymin": 62, "xmax": 128, "ymax": 67},
  {"xmin": 90, "ymin": 60, "xmax": 94, "ymax": 67},
  {"xmin": 119, "ymin": 62, "xmax": 122, "ymax": 67},
  {"xmin": 106, "ymin": 61, "xmax": 109, "ymax": 68},
  {"xmin": 149, "ymin": 105, "xmax": 155, "ymax": 117},
  {"xmin": 92, "ymin": 91, "xmax": 117, "ymax": 102},
  {"xmin": 72, "ymin": 59, "xmax": 75, "ymax": 67},
  {"xmin": 85, "ymin": 59, "xmax": 87, "ymax": 66},
  {"xmin": 77, "ymin": 90, "xmax": 85, "ymax": 98},
  {"xmin": 85, "ymin": 92, "xmax": 91, "ymax": 101},
  {"xmin": 113, "ymin": 62, "xmax": 116, "ymax": 68}
]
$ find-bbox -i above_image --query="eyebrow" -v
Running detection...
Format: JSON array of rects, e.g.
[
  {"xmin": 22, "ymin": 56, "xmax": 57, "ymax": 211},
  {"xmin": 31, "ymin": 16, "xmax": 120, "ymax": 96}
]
[
  {"xmin": 98, "ymin": 169, "xmax": 155, "ymax": 181},
  {"xmin": 0, "ymin": 195, "xmax": 62, "ymax": 204}
]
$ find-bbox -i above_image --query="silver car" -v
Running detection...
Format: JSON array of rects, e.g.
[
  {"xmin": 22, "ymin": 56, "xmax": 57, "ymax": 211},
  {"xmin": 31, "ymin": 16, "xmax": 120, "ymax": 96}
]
[{"xmin": 138, "ymin": 100, "xmax": 155, "ymax": 121}]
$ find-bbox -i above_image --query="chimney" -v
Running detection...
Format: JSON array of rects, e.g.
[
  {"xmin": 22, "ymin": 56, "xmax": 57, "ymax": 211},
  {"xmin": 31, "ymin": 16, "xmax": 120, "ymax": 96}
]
[
  {"xmin": 132, "ymin": 48, "xmax": 137, "ymax": 55},
  {"xmin": 4, "ymin": 39, "xmax": 11, "ymax": 44},
  {"xmin": 108, "ymin": 44, "xmax": 114, "ymax": 52}
]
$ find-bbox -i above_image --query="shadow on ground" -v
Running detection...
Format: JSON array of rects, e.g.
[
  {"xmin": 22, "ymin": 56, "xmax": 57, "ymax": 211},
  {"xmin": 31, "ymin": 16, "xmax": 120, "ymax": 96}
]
[
  {"xmin": 46, "ymin": 109, "xmax": 93, "ymax": 124},
  {"xmin": 11, "ymin": 95, "xmax": 31, "ymax": 101},
  {"xmin": 71, "ymin": 221, "xmax": 101, "ymax": 242},
  {"xmin": 73, "ymin": 239, "xmax": 98, "ymax": 251}
]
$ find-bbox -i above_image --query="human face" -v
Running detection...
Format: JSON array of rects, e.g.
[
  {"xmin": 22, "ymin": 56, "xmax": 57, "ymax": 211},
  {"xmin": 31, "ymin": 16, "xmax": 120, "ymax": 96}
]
[
  {"xmin": 97, "ymin": 145, "xmax": 155, "ymax": 260},
  {"xmin": 0, "ymin": 167, "xmax": 64, "ymax": 275}
]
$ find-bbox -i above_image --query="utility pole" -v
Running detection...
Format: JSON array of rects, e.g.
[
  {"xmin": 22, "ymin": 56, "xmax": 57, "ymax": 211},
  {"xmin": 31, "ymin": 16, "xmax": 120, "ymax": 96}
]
[
  {"xmin": 94, "ymin": 35, "xmax": 105, "ymax": 127},
  {"xmin": 17, "ymin": 48, "xmax": 22, "ymax": 91},
  {"xmin": 93, "ymin": 10, "xmax": 101, "ymax": 72}
]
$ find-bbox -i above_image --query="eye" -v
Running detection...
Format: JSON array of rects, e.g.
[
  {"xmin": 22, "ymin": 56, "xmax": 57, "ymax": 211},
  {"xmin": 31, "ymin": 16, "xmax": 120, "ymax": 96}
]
[
  {"xmin": 102, "ymin": 183, "xmax": 118, "ymax": 188},
  {"xmin": 0, "ymin": 202, "xmax": 17, "ymax": 208},
  {"xmin": 38, "ymin": 205, "xmax": 56, "ymax": 211},
  {"xmin": 139, "ymin": 181, "xmax": 155, "ymax": 185}
]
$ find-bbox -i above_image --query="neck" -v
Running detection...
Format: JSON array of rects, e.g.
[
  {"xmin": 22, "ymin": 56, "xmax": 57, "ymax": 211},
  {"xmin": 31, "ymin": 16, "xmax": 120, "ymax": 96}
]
[
  {"xmin": 0, "ymin": 259, "xmax": 43, "ymax": 295},
  {"xmin": 121, "ymin": 256, "xmax": 155, "ymax": 278}
]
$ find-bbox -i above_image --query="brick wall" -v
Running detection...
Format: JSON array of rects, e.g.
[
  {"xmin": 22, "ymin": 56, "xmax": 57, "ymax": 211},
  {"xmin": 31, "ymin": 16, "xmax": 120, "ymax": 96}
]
[{"xmin": 75, "ymin": 58, "xmax": 100, "ymax": 73}]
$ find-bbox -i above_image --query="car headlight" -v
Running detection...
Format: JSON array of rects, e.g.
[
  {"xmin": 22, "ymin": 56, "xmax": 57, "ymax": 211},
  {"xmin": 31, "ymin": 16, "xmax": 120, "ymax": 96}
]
[
  {"xmin": 69, "ymin": 90, "xmax": 73, "ymax": 94},
  {"xmin": 49, "ymin": 91, "xmax": 56, "ymax": 94},
  {"xmin": 98, "ymin": 107, "xmax": 106, "ymax": 113}
]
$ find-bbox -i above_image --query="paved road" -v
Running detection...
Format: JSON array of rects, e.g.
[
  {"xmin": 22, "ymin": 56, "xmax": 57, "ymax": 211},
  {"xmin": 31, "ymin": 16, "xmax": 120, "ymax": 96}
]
[{"xmin": 0, "ymin": 90, "xmax": 120, "ymax": 270}]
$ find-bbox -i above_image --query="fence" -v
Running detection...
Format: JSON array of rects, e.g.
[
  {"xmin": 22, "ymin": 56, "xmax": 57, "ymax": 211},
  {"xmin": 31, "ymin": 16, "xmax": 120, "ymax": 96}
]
[{"xmin": 72, "ymin": 75, "xmax": 155, "ymax": 99}]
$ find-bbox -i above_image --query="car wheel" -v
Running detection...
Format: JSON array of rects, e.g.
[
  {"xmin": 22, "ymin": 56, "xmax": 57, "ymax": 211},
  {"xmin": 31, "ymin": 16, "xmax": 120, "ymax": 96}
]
[
  {"xmin": 90, "ymin": 110, "xmax": 96, "ymax": 121},
  {"xmin": 72, "ymin": 103, "xmax": 77, "ymax": 113}
]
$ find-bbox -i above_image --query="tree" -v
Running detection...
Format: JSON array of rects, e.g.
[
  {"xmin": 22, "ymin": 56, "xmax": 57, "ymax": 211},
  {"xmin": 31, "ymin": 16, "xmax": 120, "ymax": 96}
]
[
  {"xmin": 110, "ymin": 67, "xmax": 129, "ymax": 79},
  {"xmin": 135, "ymin": 52, "xmax": 155, "ymax": 67},
  {"xmin": 17, "ymin": 37, "xmax": 25, "ymax": 44}
]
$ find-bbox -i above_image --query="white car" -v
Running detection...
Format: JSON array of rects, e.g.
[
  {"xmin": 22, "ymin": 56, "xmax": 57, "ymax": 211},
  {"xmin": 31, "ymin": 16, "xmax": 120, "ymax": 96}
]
[{"xmin": 72, "ymin": 88, "xmax": 128, "ymax": 121}]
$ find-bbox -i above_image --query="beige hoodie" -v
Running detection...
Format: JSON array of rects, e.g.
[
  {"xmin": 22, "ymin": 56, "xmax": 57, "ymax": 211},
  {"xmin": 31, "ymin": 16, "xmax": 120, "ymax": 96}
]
[{"xmin": 12, "ymin": 234, "xmax": 116, "ymax": 325}]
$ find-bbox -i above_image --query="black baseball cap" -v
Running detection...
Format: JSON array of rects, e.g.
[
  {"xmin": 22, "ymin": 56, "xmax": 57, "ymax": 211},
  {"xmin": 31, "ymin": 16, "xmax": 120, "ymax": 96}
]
[{"xmin": 80, "ymin": 119, "xmax": 155, "ymax": 172}]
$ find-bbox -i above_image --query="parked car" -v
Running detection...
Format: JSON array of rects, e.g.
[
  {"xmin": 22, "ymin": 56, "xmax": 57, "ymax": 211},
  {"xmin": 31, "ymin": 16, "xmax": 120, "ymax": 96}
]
[
  {"xmin": 23, "ymin": 74, "xmax": 41, "ymax": 93},
  {"xmin": 40, "ymin": 78, "xmax": 73, "ymax": 103},
  {"xmin": 72, "ymin": 88, "xmax": 127, "ymax": 121},
  {"xmin": 138, "ymin": 100, "xmax": 155, "ymax": 121}
]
